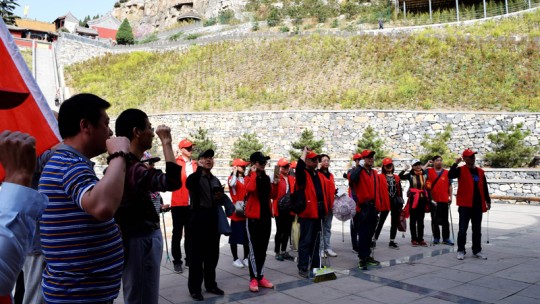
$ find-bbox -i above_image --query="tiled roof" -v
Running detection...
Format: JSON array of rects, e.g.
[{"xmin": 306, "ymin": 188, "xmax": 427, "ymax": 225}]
[
  {"xmin": 15, "ymin": 18, "xmax": 55, "ymax": 32},
  {"xmin": 75, "ymin": 26, "xmax": 98, "ymax": 36}
]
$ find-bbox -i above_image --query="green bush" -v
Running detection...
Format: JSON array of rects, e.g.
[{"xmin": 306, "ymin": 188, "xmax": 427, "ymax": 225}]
[
  {"xmin": 203, "ymin": 17, "xmax": 217, "ymax": 27},
  {"xmin": 190, "ymin": 127, "xmax": 217, "ymax": 159},
  {"xmin": 251, "ymin": 21, "xmax": 260, "ymax": 31},
  {"xmin": 356, "ymin": 126, "xmax": 389, "ymax": 167},
  {"xmin": 267, "ymin": 7, "xmax": 281, "ymax": 27},
  {"xmin": 331, "ymin": 19, "xmax": 339, "ymax": 28},
  {"xmin": 168, "ymin": 32, "xmax": 183, "ymax": 41},
  {"xmin": 185, "ymin": 33, "xmax": 201, "ymax": 40},
  {"xmin": 218, "ymin": 9, "xmax": 235, "ymax": 24},
  {"xmin": 231, "ymin": 133, "xmax": 266, "ymax": 161},
  {"xmin": 419, "ymin": 124, "xmax": 455, "ymax": 167},
  {"xmin": 485, "ymin": 123, "xmax": 537, "ymax": 168},
  {"xmin": 116, "ymin": 18, "xmax": 135, "ymax": 45},
  {"xmin": 289, "ymin": 130, "xmax": 324, "ymax": 160},
  {"xmin": 279, "ymin": 25, "xmax": 290, "ymax": 33},
  {"xmin": 138, "ymin": 33, "xmax": 158, "ymax": 44}
]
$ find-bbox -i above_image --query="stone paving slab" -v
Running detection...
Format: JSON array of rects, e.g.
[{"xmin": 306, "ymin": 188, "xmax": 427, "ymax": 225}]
[{"xmin": 114, "ymin": 203, "xmax": 540, "ymax": 304}]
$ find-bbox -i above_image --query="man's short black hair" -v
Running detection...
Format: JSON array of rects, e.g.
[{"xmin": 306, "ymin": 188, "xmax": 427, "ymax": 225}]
[
  {"xmin": 115, "ymin": 109, "xmax": 148, "ymax": 140},
  {"xmin": 431, "ymin": 155, "xmax": 442, "ymax": 162},
  {"xmin": 58, "ymin": 93, "xmax": 110, "ymax": 139}
]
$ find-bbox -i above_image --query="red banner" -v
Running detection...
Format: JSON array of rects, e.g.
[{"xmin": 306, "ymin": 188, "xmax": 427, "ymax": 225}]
[{"xmin": 0, "ymin": 19, "xmax": 60, "ymax": 181}]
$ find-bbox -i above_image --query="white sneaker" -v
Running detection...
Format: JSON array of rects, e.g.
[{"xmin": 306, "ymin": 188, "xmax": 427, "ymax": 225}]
[
  {"xmin": 320, "ymin": 250, "xmax": 326, "ymax": 258},
  {"xmin": 457, "ymin": 251, "xmax": 465, "ymax": 260},
  {"xmin": 243, "ymin": 258, "xmax": 249, "ymax": 267},
  {"xmin": 325, "ymin": 249, "xmax": 338, "ymax": 257},
  {"xmin": 473, "ymin": 252, "xmax": 488, "ymax": 260},
  {"xmin": 232, "ymin": 259, "xmax": 244, "ymax": 268}
]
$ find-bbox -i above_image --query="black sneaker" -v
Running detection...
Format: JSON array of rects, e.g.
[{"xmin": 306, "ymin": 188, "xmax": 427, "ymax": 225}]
[
  {"xmin": 367, "ymin": 257, "xmax": 380, "ymax": 266},
  {"xmin": 207, "ymin": 287, "xmax": 225, "ymax": 295},
  {"xmin": 389, "ymin": 241, "xmax": 399, "ymax": 249},
  {"xmin": 298, "ymin": 269, "xmax": 309, "ymax": 278},
  {"xmin": 174, "ymin": 263, "xmax": 183, "ymax": 273},
  {"xmin": 191, "ymin": 293, "xmax": 203, "ymax": 301},
  {"xmin": 359, "ymin": 259, "xmax": 367, "ymax": 270},
  {"xmin": 371, "ymin": 240, "xmax": 376, "ymax": 248}
]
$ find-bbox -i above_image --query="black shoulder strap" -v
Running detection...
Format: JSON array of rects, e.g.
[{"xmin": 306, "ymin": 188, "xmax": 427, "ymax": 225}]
[{"xmin": 431, "ymin": 169, "xmax": 444, "ymax": 189}]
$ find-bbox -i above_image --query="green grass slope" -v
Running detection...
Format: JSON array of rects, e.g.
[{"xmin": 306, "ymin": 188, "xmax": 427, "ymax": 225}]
[{"xmin": 65, "ymin": 11, "xmax": 540, "ymax": 115}]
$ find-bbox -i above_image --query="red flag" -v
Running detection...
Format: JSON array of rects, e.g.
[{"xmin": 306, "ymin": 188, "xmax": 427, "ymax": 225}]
[{"xmin": 0, "ymin": 19, "xmax": 60, "ymax": 181}]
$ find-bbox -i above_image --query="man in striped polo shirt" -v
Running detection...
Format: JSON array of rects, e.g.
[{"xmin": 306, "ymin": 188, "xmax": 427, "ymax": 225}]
[{"xmin": 39, "ymin": 94, "xmax": 130, "ymax": 304}]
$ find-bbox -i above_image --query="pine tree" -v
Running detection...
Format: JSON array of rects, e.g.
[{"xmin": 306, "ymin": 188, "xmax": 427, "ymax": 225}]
[
  {"xmin": 1, "ymin": 0, "xmax": 19, "ymax": 25},
  {"xmin": 231, "ymin": 133, "xmax": 265, "ymax": 162},
  {"xmin": 289, "ymin": 130, "xmax": 324, "ymax": 160},
  {"xmin": 356, "ymin": 126, "xmax": 388, "ymax": 167},
  {"xmin": 116, "ymin": 18, "xmax": 134, "ymax": 45},
  {"xmin": 419, "ymin": 124, "xmax": 454, "ymax": 167},
  {"xmin": 189, "ymin": 127, "xmax": 217, "ymax": 159},
  {"xmin": 485, "ymin": 123, "xmax": 537, "ymax": 168}
]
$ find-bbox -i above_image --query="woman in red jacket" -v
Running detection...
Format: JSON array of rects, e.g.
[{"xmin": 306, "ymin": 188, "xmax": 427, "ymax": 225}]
[
  {"xmin": 374, "ymin": 158, "xmax": 404, "ymax": 249},
  {"xmin": 228, "ymin": 159, "xmax": 250, "ymax": 268},
  {"xmin": 272, "ymin": 158, "xmax": 296, "ymax": 261},
  {"xmin": 244, "ymin": 152, "xmax": 277, "ymax": 292}
]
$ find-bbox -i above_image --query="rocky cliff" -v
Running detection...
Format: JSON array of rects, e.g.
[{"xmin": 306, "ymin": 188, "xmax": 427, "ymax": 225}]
[{"xmin": 112, "ymin": 0, "xmax": 246, "ymax": 36}]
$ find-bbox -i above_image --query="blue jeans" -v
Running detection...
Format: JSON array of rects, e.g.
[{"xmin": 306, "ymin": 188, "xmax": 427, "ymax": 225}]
[
  {"xmin": 297, "ymin": 218, "xmax": 321, "ymax": 271},
  {"xmin": 322, "ymin": 211, "xmax": 333, "ymax": 250},
  {"xmin": 122, "ymin": 229, "xmax": 163, "ymax": 304},
  {"xmin": 457, "ymin": 206, "xmax": 483, "ymax": 254}
]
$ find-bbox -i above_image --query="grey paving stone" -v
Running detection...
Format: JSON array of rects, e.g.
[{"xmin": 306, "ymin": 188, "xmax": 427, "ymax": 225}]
[
  {"xmin": 444, "ymin": 283, "xmax": 516, "ymax": 303},
  {"xmin": 431, "ymin": 268, "xmax": 484, "ymax": 283},
  {"xmin": 356, "ymin": 285, "xmax": 424, "ymax": 304},
  {"xmin": 324, "ymin": 294, "xmax": 384, "ymax": 304},
  {"xmin": 237, "ymin": 291, "xmax": 308, "ymax": 304},
  {"xmin": 282, "ymin": 283, "xmax": 348, "ymax": 303},
  {"xmin": 469, "ymin": 276, "xmax": 530, "ymax": 293},
  {"xmin": 402, "ymin": 274, "xmax": 463, "ymax": 291},
  {"xmin": 493, "ymin": 263, "xmax": 540, "ymax": 284},
  {"xmin": 496, "ymin": 295, "xmax": 539, "ymax": 304},
  {"xmin": 318, "ymin": 275, "xmax": 382, "ymax": 293},
  {"xmin": 516, "ymin": 284, "xmax": 540, "ymax": 299},
  {"xmin": 410, "ymin": 296, "xmax": 456, "ymax": 304}
]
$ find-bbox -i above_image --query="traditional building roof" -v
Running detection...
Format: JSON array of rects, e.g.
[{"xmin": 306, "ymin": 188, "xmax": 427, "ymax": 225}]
[
  {"xmin": 54, "ymin": 12, "xmax": 79, "ymax": 23},
  {"xmin": 14, "ymin": 19, "xmax": 55, "ymax": 33},
  {"xmin": 87, "ymin": 12, "xmax": 121, "ymax": 30},
  {"xmin": 75, "ymin": 26, "xmax": 98, "ymax": 36}
]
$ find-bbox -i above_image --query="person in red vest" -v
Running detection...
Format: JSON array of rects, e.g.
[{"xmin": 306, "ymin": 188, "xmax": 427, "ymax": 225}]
[
  {"xmin": 296, "ymin": 148, "xmax": 329, "ymax": 278},
  {"xmin": 244, "ymin": 152, "xmax": 277, "ymax": 292},
  {"xmin": 374, "ymin": 158, "xmax": 404, "ymax": 249},
  {"xmin": 449, "ymin": 149, "xmax": 491, "ymax": 260},
  {"xmin": 228, "ymin": 158, "xmax": 250, "ymax": 268},
  {"xmin": 426, "ymin": 155, "xmax": 454, "ymax": 245},
  {"xmin": 319, "ymin": 154, "xmax": 337, "ymax": 257},
  {"xmin": 399, "ymin": 159, "xmax": 429, "ymax": 247},
  {"xmin": 273, "ymin": 158, "xmax": 296, "ymax": 261},
  {"xmin": 350, "ymin": 149, "xmax": 380, "ymax": 270},
  {"xmin": 170, "ymin": 139, "xmax": 197, "ymax": 273}
]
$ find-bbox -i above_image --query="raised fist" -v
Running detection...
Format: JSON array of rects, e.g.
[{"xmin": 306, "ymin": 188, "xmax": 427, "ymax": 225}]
[
  {"xmin": 0, "ymin": 131, "xmax": 36, "ymax": 186},
  {"xmin": 106, "ymin": 136, "xmax": 130, "ymax": 155},
  {"xmin": 155, "ymin": 125, "xmax": 172, "ymax": 145}
]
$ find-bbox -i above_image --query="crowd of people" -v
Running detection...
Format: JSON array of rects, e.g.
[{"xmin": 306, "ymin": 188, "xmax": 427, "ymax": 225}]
[{"xmin": 0, "ymin": 93, "xmax": 492, "ymax": 303}]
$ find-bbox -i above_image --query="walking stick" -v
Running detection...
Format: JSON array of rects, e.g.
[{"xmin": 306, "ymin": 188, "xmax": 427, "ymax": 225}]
[
  {"xmin": 486, "ymin": 210, "xmax": 490, "ymax": 244},
  {"xmin": 449, "ymin": 204, "xmax": 455, "ymax": 243},
  {"xmin": 162, "ymin": 211, "xmax": 172, "ymax": 263}
]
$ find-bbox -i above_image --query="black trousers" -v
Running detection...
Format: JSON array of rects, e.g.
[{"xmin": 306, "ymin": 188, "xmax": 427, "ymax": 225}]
[
  {"xmin": 246, "ymin": 217, "xmax": 271, "ymax": 280},
  {"xmin": 374, "ymin": 202, "xmax": 401, "ymax": 241},
  {"xmin": 353, "ymin": 202, "xmax": 378, "ymax": 260},
  {"xmin": 457, "ymin": 206, "xmax": 483, "ymax": 254},
  {"xmin": 350, "ymin": 219, "xmax": 358, "ymax": 252},
  {"xmin": 171, "ymin": 206, "xmax": 191, "ymax": 266},
  {"xmin": 410, "ymin": 197, "xmax": 427, "ymax": 242},
  {"xmin": 188, "ymin": 207, "xmax": 220, "ymax": 294},
  {"xmin": 274, "ymin": 213, "xmax": 294, "ymax": 253},
  {"xmin": 431, "ymin": 202, "xmax": 450, "ymax": 240},
  {"xmin": 297, "ymin": 218, "xmax": 321, "ymax": 271}
]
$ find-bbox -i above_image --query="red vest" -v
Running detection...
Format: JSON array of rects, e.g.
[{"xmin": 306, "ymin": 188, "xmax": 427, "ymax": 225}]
[
  {"xmin": 377, "ymin": 173, "xmax": 401, "ymax": 212},
  {"xmin": 352, "ymin": 168, "xmax": 379, "ymax": 212},
  {"xmin": 228, "ymin": 175, "xmax": 247, "ymax": 221},
  {"xmin": 298, "ymin": 169, "xmax": 329, "ymax": 219},
  {"xmin": 244, "ymin": 173, "xmax": 277, "ymax": 219},
  {"xmin": 320, "ymin": 172, "xmax": 336, "ymax": 210},
  {"xmin": 456, "ymin": 166, "xmax": 488, "ymax": 212},
  {"xmin": 272, "ymin": 174, "xmax": 296, "ymax": 217},
  {"xmin": 427, "ymin": 168, "xmax": 451, "ymax": 203},
  {"xmin": 171, "ymin": 156, "xmax": 197, "ymax": 207}
]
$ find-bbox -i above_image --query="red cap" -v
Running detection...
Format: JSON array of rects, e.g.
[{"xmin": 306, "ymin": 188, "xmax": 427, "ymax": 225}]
[
  {"xmin": 361, "ymin": 149, "xmax": 376, "ymax": 158},
  {"xmin": 352, "ymin": 153, "xmax": 362, "ymax": 160},
  {"xmin": 277, "ymin": 158, "xmax": 290, "ymax": 167},
  {"xmin": 232, "ymin": 158, "xmax": 249, "ymax": 167},
  {"xmin": 306, "ymin": 151, "xmax": 319, "ymax": 159},
  {"xmin": 290, "ymin": 161, "xmax": 297, "ymax": 169},
  {"xmin": 462, "ymin": 149, "xmax": 477, "ymax": 157},
  {"xmin": 382, "ymin": 158, "xmax": 393, "ymax": 166},
  {"xmin": 178, "ymin": 139, "xmax": 194, "ymax": 149}
]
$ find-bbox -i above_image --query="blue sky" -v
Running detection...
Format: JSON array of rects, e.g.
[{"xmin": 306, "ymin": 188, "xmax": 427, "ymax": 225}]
[{"xmin": 14, "ymin": 0, "xmax": 117, "ymax": 22}]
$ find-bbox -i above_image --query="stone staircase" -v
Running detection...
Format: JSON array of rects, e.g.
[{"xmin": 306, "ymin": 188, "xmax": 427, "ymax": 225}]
[{"xmin": 34, "ymin": 44, "xmax": 58, "ymax": 111}]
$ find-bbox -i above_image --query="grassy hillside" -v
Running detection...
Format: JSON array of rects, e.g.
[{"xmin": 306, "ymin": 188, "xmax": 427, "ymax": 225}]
[{"xmin": 65, "ymin": 11, "xmax": 540, "ymax": 115}]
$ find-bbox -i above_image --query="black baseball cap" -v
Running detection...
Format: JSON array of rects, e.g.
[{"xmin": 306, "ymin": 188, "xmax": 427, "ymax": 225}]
[
  {"xmin": 198, "ymin": 149, "xmax": 215, "ymax": 159},
  {"xmin": 250, "ymin": 151, "xmax": 270, "ymax": 163}
]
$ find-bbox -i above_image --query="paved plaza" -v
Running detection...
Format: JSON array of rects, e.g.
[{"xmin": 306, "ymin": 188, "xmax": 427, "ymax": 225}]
[{"xmin": 117, "ymin": 202, "xmax": 540, "ymax": 304}]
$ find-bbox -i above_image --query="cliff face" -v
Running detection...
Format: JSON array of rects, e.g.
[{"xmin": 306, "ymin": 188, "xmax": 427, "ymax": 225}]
[{"xmin": 112, "ymin": 0, "xmax": 246, "ymax": 36}]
